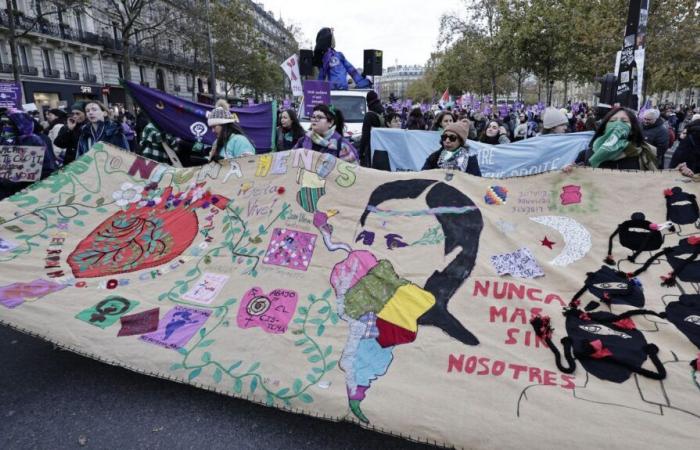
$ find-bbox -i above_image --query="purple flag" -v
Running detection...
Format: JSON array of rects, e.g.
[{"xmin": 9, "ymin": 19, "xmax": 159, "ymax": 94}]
[
  {"xmin": 0, "ymin": 81, "xmax": 21, "ymax": 109},
  {"xmin": 123, "ymin": 80, "xmax": 276, "ymax": 152}
]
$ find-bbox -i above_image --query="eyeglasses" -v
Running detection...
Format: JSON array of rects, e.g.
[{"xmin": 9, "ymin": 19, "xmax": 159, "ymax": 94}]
[
  {"xmin": 310, "ymin": 114, "xmax": 327, "ymax": 121},
  {"xmin": 441, "ymin": 134, "xmax": 458, "ymax": 142}
]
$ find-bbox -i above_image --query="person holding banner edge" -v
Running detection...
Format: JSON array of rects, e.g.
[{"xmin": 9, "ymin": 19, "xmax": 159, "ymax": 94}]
[
  {"xmin": 207, "ymin": 100, "xmax": 256, "ymax": 161},
  {"xmin": 422, "ymin": 121, "xmax": 481, "ymax": 176}
]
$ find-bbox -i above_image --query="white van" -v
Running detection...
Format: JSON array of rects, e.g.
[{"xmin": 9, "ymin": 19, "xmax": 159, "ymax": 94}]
[{"xmin": 299, "ymin": 89, "xmax": 369, "ymax": 144}]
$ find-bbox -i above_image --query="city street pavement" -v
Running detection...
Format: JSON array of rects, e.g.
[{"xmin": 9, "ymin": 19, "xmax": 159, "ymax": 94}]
[{"xmin": 0, "ymin": 325, "xmax": 436, "ymax": 450}]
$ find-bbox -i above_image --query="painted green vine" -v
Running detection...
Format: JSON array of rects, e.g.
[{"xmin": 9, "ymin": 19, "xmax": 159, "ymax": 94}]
[{"xmin": 169, "ymin": 288, "xmax": 339, "ymax": 407}]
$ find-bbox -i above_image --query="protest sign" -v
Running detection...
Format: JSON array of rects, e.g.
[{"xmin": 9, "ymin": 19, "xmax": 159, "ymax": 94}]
[
  {"xmin": 2, "ymin": 143, "xmax": 699, "ymax": 449},
  {"xmin": 0, "ymin": 145, "xmax": 44, "ymax": 181},
  {"xmin": 302, "ymin": 80, "xmax": 330, "ymax": 117},
  {"xmin": 370, "ymin": 128, "xmax": 592, "ymax": 177},
  {"xmin": 281, "ymin": 54, "xmax": 303, "ymax": 97},
  {"xmin": 0, "ymin": 81, "xmax": 21, "ymax": 109},
  {"xmin": 123, "ymin": 80, "xmax": 276, "ymax": 152}
]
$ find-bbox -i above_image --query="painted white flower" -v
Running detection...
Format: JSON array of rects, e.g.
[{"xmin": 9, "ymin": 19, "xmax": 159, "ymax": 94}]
[{"xmin": 112, "ymin": 182, "xmax": 144, "ymax": 207}]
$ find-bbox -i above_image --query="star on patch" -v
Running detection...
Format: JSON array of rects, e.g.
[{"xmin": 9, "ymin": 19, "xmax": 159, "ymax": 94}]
[{"xmin": 541, "ymin": 236, "xmax": 556, "ymax": 249}]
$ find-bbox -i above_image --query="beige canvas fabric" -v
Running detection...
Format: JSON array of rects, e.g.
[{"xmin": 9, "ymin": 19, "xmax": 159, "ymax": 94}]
[{"xmin": 1, "ymin": 143, "xmax": 699, "ymax": 449}]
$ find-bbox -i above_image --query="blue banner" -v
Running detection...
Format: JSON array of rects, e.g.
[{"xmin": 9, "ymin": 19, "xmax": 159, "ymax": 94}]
[
  {"xmin": 370, "ymin": 129, "xmax": 594, "ymax": 177},
  {"xmin": 123, "ymin": 81, "xmax": 276, "ymax": 152}
]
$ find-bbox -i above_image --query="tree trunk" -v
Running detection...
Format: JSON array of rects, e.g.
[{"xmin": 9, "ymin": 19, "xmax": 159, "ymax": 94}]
[
  {"xmin": 122, "ymin": 39, "xmax": 134, "ymax": 113},
  {"xmin": 6, "ymin": 1, "xmax": 24, "ymax": 103},
  {"xmin": 491, "ymin": 71, "xmax": 497, "ymax": 106},
  {"xmin": 563, "ymin": 77, "xmax": 568, "ymax": 105}
]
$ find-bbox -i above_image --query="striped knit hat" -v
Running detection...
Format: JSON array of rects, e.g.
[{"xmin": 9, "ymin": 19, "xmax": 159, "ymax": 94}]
[{"xmin": 207, "ymin": 101, "xmax": 236, "ymax": 126}]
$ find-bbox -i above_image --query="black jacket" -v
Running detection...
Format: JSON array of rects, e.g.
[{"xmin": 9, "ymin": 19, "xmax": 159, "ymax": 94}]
[
  {"xmin": 359, "ymin": 103, "xmax": 385, "ymax": 167},
  {"xmin": 54, "ymin": 122, "xmax": 84, "ymax": 165},
  {"xmin": 422, "ymin": 148, "xmax": 481, "ymax": 176},
  {"xmin": 642, "ymin": 118, "xmax": 669, "ymax": 155},
  {"xmin": 670, "ymin": 120, "xmax": 700, "ymax": 172}
]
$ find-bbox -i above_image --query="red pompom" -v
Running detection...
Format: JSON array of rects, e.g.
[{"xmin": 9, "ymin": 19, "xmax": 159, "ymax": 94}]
[
  {"xmin": 688, "ymin": 235, "xmax": 700, "ymax": 245},
  {"xmin": 277, "ymin": 186, "xmax": 286, "ymax": 195},
  {"xmin": 613, "ymin": 318, "xmax": 636, "ymax": 330},
  {"xmin": 664, "ymin": 188, "xmax": 673, "ymax": 197}
]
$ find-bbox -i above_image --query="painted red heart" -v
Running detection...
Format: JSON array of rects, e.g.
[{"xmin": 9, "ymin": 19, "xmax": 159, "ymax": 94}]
[{"xmin": 68, "ymin": 186, "xmax": 227, "ymax": 278}]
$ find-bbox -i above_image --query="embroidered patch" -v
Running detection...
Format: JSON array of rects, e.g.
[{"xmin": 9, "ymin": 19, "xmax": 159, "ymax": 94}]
[
  {"xmin": 75, "ymin": 296, "xmax": 140, "ymax": 329},
  {"xmin": 490, "ymin": 247, "xmax": 545, "ymax": 279},
  {"xmin": 484, "ymin": 186, "xmax": 508, "ymax": 205},
  {"xmin": 560, "ymin": 185, "xmax": 582, "ymax": 205},
  {"xmin": 0, "ymin": 279, "xmax": 67, "ymax": 309},
  {"xmin": 237, "ymin": 287, "xmax": 298, "ymax": 334},
  {"xmin": 530, "ymin": 215, "xmax": 592, "ymax": 266},
  {"xmin": 182, "ymin": 273, "xmax": 229, "ymax": 304},
  {"xmin": 0, "ymin": 237, "xmax": 19, "ymax": 252},
  {"xmin": 263, "ymin": 228, "xmax": 317, "ymax": 271},
  {"xmin": 140, "ymin": 306, "xmax": 211, "ymax": 350},
  {"xmin": 117, "ymin": 307, "xmax": 160, "ymax": 337}
]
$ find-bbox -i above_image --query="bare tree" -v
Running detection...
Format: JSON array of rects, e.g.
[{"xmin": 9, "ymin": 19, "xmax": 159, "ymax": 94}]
[{"xmin": 3, "ymin": 0, "xmax": 87, "ymax": 101}]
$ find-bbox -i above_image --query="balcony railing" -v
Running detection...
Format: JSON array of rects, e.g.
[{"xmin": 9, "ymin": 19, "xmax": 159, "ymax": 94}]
[
  {"xmin": 65, "ymin": 71, "xmax": 80, "ymax": 80},
  {"xmin": 43, "ymin": 68, "xmax": 60, "ymax": 78},
  {"xmin": 83, "ymin": 73, "xmax": 97, "ymax": 83},
  {"xmin": 19, "ymin": 65, "xmax": 38, "ymax": 76},
  {"xmin": 0, "ymin": 63, "xmax": 12, "ymax": 73},
  {"xmin": 140, "ymin": 81, "xmax": 150, "ymax": 87}
]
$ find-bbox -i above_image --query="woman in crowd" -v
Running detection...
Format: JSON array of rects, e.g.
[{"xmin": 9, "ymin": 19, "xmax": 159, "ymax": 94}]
[
  {"xmin": 293, "ymin": 104, "xmax": 358, "ymax": 163},
  {"xmin": 45, "ymin": 108, "xmax": 66, "ymax": 164},
  {"xmin": 578, "ymin": 107, "xmax": 656, "ymax": 170},
  {"xmin": 422, "ymin": 121, "xmax": 480, "ymax": 176},
  {"xmin": 457, "ymin": 110, "xmax": 477, "ymax": 140},
  {"xmin": 76, "ymin": 100, "xmax": 129, "ymax": 157},
  {"xmin": 119, "ymin": 112, "xmax": 137, "ymax": 153},
  {"xmin": 540, "ymin": 107, "xmax": 569, "ymax": 135},
  {"xmin": 386, "ymin": 112, "xmax": 402, "ymax": 129},
  {"xmin": 207, "ymin": 100, "xmax": 255, "ymax": 161},
  {"xmin": 478, "ymin": 120, "xmax": 511, "ymax": 144},
  {"xmin": 276, "ymin": 109, "xmax": 305, "ymax": 151},
  {"xmin": 406, "ymin": 107, "xmax": 426, "ymax": 130},
  {"xmin": 54, "ymin": 101, "xmax": 86, "ymax": 165},
  {"xmin": 672, "ymin": 115, "xmax": 700, "ymax": 176},
  {"xmin": 431, "ymin": 111, "xmax": 456, "ymax": 132}
]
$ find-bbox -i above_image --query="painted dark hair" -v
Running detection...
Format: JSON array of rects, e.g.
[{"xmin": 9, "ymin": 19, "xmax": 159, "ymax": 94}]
[
  {"xmin": 359, "ymin": 179, "xmax": 483, "ymax": 345},
  {"xmin": 590, "ymin": 106, "xmax": 645, "ymax": 147},
  {"xmin": 432, "ymin": 111, "xmax": 456, "ymax": 131},
  {"xmin": 313, "ymin": 104, "xmax": 345, "ymax": 135},
  {"xmin": 280, "ymin": 109, "xmax": 305, "ymax": 140}
]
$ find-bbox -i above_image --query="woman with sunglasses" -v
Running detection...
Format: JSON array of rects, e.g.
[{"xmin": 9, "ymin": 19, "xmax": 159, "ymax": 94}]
[
  {"xmin": 293, "ymin": 104, "xmax": 358, "ymax": 163},
  {"xmin": 421, "ymin": 122, "xmax": 481, "ymax": 175}
]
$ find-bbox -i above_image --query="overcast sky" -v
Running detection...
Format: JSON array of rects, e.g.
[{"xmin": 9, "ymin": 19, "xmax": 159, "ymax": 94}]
[{"xmin": 258, "ymin": 0, "xmax": 466, "ymax": 67}]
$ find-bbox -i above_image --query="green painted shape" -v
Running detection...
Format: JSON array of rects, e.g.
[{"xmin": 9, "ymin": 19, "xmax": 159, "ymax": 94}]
[
  {"xmin": 75, "ymin": 296, "xmax": 139, "ymax": 329},
  {"xmin": 349, "ymin": 400, "xmax": 369, "ymax": 423},
  {"xmin": 344, "ymin": 259, "xmax": 407, "ymax": 319}
]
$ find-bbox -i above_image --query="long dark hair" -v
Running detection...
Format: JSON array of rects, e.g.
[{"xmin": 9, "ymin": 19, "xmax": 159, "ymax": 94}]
[
  {"xmin": 431, "ymin": 111, "xmax": 456, "ymax": 131},
  {"xmin": 211, "ymin": 122, "xmax": 251, "ymax": 161},
  {"xmin": 590, "ymin": 107, "xmax": 644, "ymax": 147},
  {"xmin": 478, "ymin": 120, "xmax": 502, "ymax": 143},
  {"xmin": 313, "ymin": 104, "xmax": 345, "ymax": 135},
  {"xmin": 406, "ymin": 108, "xmax": 426, "ymax": 130},
  {"xmin": 280, "ymin": 109, "xmax": 305, "ymax": 140},
  {"xmin": 359, "ymin": 179, "xmax": 483, "ymax": 346},
  {"xmin": 313, "ymin": 27, "xmax": 333, "ymax": 67}
]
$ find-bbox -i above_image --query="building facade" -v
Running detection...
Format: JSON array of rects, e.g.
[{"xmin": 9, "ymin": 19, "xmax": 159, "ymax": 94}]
[
  {"xmin": 0, "ymin": 0, "xmax": 295, "ymax": 113},
  {"xmin": 375, "ymin": 64, "xmax": 424, "ymax": 102}
]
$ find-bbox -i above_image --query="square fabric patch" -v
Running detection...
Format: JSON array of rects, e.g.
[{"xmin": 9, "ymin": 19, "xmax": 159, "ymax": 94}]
[
  {"xmin": 117, "ymin": 308, "xmax": 160, "ymax": 337},
  {"xmin": 490, "ymin": 247, "xmax": 545, "ymax": 279},
  {"xmin": 140, "ymin": 306, "xmax": 210, "ymax": 350},
  {"xmin": 75, "ymin": 296, "xmax": 140, "ymax": 329},
  {"xmin": 236, "ymin": 287, "xmax": 298, "ymax": 334},
  {"xmin": 263, "ymin": 228, "xmax": 317, "ymax": 271},
  {"xmin": 0, "ymin": 279, "xmax": 66, "ymax": 309},
  {"xmin": 182, "ymin": 273, "xmax": 229, "ymax": 304}
]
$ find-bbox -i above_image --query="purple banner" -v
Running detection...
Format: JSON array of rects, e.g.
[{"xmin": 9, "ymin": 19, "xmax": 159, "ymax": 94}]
[
  {"xmin": 123, "ymin": 80, "xmax": 276, "ymax": 152},
  {"xmin": 302, "ymin": 80, "xmax": 330, "ymax": 117},
  {"xmin": 0, "ymin": 81, "xmax": 21, "ymax": 109}
]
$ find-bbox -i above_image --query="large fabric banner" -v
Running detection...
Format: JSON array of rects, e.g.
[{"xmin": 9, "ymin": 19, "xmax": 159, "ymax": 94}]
[
  {"xmin": 123, "ymin": 81, "xmax": 276, "ymax": 152},
  {"xmin": 371, "ymin": 128, "xmax": 593, "ymax": 177},
  {"xmin": 2, "ymin": 144, "xmax": 700, "ymax": 449}
]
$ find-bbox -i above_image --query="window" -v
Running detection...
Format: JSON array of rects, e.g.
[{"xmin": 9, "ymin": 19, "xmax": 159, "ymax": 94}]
[
  {"xmin": 82, "ymin": 55, "xmax": 92, "ymax": 75},
  {"xmin": 18, "ymin": 44, "xmax": 31, "ymax": 67},
  {"xmin": 139, "ymin": 66, "xmax": 146, "ymax": 83},
  {"xmin": 117, "ymin": 62, "xmax": 123, "ymax": 79},
  {"xmin": 42, "ymin": 49, "xmax": 53, "ymax": 71},
  {"xmin": 75, "ymin": 10, "xmax": 84, "ymax": 36},
  {"xmin": 63, "ymin": 52, "xmax": 72, "ymax": 72},
  {"xmin": 112, "ymin": 22, "xmax": 120, "ymax": 41},
  {"xmin": 168, "ymin": 39, "xmax": 173, "ymax": 53}
]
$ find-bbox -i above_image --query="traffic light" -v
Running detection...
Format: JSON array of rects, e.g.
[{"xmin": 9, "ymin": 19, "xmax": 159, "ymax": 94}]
[{"xmin": 595, "ymin": 73, "xmax": 618, "ymax": 105}]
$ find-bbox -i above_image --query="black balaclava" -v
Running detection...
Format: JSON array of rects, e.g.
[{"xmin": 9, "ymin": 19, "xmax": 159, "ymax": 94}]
[
  {"xmin": 605, "ymin": 212, "xmax": 665, "ymax": 265},
  {"xmin": 665, "ymin": 187, "xmax": 699, "ymax": 225},
  {"xmin": 666, "ymin": 294, "xmax": 700, "ymax": 349},
  {"xmin": 633, "ymin": 236, "xmax": 700, "ymax": 287},
  {"xmin": 572, "ymin": 266, "xmax": 645, "ymax": 308}
]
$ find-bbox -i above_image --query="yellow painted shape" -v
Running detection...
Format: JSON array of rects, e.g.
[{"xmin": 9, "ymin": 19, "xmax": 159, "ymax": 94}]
[{"xmin": 377, "ymin": 284, "xmax": 435, "ymax": 332}]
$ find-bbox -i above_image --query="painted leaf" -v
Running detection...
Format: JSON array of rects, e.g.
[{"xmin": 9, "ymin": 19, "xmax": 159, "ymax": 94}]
[{"xmin": 188, "ymin": 368, "xmax": 202, "ymax": 381}]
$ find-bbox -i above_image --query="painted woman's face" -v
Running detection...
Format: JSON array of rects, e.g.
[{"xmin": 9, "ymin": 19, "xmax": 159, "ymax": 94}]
[{"xmin": 352, "ymin": 193, "xmax": 457, "ymax": 285}]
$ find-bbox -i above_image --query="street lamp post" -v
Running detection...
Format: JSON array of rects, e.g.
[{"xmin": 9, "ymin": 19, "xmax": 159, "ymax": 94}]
[{"xmin": 205, "ymin": 0, "xmax": 216, "ymax": 102}]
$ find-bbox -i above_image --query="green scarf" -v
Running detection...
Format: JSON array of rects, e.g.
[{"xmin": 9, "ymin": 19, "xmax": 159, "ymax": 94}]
[{"xmin": 588, "ymin": 121, "xmax": 631, "ymax": 168}]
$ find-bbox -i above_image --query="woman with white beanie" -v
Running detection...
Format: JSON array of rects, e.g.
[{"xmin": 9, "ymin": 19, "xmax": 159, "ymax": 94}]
[
  {"xmin": 541, "ymin": 107, "xmax": 569, "ymax": 134},
  {"xmin": 207, "ymin": 99, "xmax": 255, "ymax": 161}
]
